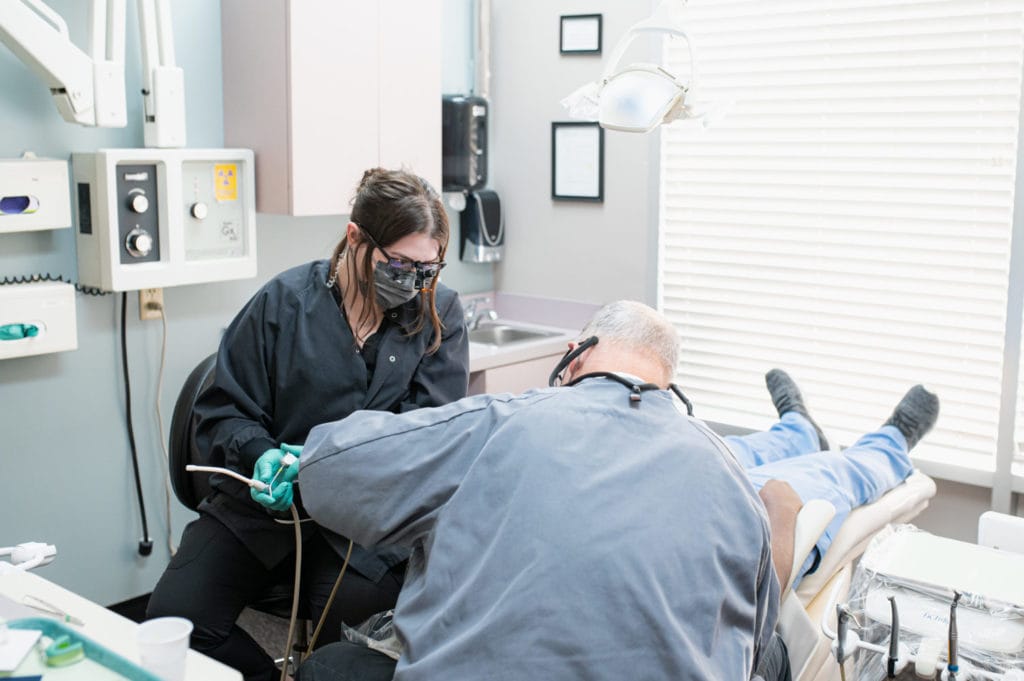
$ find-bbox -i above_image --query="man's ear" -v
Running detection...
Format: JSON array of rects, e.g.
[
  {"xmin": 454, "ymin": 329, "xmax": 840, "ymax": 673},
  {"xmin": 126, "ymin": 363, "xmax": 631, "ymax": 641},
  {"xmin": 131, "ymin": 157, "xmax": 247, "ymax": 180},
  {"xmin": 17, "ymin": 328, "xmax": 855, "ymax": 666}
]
[{"xmin": 566, "ymin": 344, "xmax": 592, "ymax": 383}]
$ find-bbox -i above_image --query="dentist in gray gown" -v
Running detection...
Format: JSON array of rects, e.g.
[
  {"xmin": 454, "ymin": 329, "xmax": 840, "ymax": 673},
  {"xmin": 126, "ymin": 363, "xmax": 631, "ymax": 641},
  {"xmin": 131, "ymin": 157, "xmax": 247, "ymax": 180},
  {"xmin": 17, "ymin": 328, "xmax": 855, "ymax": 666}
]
[{"xmin": 297, "ymin": 300, "xmax": 779, "ymax": 681}]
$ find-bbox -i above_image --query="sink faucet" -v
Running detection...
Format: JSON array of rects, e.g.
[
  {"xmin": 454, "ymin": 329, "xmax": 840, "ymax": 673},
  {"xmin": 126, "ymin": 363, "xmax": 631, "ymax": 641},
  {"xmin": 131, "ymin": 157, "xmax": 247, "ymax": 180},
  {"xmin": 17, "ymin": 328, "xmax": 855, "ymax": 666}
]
[{"xmin": 465, "ymin": 297, "xmax": 499, "ymax": 330}]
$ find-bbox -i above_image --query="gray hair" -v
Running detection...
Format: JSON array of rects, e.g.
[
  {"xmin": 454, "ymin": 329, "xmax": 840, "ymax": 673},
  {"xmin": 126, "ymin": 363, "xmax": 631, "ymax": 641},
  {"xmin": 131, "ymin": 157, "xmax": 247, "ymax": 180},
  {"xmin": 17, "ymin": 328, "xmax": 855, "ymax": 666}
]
[{"xmin": 579, "ymin": 300, "xmax": 680, "ymax": 380}]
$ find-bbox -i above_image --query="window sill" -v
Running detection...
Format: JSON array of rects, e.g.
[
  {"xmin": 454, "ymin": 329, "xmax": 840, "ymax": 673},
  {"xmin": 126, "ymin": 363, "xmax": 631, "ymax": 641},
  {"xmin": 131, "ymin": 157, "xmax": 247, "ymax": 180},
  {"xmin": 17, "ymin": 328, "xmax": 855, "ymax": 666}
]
[
  {"xmin": 909, "ymin": 452, "xmax": 995, "ymax": 489},
  {"xmin": 912, "ymin": 451, "xmax": 1024, "ymax": 494}
]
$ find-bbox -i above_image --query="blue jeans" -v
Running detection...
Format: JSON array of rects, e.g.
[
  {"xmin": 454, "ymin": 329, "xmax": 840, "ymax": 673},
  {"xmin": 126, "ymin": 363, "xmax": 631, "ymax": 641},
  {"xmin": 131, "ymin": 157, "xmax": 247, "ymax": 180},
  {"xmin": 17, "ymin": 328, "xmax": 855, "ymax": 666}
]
[{"xmin": 728, "ymin": 414, "xmax": 913, "ymax": 584}]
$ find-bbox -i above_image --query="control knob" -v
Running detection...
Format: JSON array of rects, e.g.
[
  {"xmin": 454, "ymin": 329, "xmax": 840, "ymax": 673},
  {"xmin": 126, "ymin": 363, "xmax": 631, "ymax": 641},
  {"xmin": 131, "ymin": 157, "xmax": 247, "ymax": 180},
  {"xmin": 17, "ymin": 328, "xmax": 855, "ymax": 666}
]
[
  {"xmin": 128, "ymin": 193, "xmax": 149, "ymax": 214},
  {"xmin": 125, "ymin": 227, "xmax": 154, "ymax": 258}
]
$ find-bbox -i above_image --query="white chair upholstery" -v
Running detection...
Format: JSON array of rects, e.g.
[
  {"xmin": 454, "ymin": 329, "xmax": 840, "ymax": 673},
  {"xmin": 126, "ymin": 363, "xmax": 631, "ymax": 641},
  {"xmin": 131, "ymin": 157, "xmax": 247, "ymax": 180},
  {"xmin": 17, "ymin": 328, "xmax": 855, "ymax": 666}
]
[{"xmin": 783, "ymin": 471, "xmax": 938, "ymax": 681}]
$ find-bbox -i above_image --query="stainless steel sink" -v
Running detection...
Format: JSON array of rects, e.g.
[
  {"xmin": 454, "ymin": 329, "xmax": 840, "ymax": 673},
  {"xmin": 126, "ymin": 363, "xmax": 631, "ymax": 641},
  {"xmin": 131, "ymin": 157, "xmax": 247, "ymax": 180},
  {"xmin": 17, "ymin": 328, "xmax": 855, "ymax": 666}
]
[{"xmin": 468, "ymin": 323, "xmax": 561, "ymax": 346}]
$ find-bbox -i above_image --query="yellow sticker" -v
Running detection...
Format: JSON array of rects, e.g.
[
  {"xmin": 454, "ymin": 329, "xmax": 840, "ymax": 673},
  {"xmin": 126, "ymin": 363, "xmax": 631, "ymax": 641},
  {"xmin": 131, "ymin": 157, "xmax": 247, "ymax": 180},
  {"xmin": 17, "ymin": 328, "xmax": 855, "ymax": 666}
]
[{"xmin": 214, "ymin": 164, "xmax": 238, "ymax": 201}]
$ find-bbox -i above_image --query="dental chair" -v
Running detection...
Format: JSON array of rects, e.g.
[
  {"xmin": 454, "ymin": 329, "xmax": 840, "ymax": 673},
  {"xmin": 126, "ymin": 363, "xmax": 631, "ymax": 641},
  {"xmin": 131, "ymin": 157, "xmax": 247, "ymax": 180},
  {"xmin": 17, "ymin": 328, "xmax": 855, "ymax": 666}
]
[
  {"xmin": 167, "ymin": 352, "xmax": 311, "ymax": 660},
  {"xmin": 168, "ymin": 353, "xmax": 217, "ymax": 509},
  {"xmin": 781, "ymin": 471, "xmax": 937, "ymax": 681}
]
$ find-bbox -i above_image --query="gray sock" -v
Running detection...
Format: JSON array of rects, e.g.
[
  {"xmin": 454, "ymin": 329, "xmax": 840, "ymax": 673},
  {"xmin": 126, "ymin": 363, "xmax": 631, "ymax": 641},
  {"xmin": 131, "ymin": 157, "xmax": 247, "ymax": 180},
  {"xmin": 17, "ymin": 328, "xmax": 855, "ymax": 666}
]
[
  {"xmin": 765, "ymin": 368, "xmax": 829, "ymax": 450},
  {"xmin": 883, "ymin": 385, "xmax": 940, "ymax": 450}
]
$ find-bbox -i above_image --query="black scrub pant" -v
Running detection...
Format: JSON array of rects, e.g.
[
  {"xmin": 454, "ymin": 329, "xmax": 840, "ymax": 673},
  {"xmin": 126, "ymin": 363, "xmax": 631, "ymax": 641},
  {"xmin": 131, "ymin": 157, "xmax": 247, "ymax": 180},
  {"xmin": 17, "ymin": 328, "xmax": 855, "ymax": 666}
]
[
  {"xmin": 146, "ymin": 514, "xmax": 404, "ymax": 681},
  {"xmin": 293, "ymin": 631, "xmax": 793, "ymax": 681},
  {"xmin": 754, "ymin": 632, "xmax": 793, "ymax": 681}
]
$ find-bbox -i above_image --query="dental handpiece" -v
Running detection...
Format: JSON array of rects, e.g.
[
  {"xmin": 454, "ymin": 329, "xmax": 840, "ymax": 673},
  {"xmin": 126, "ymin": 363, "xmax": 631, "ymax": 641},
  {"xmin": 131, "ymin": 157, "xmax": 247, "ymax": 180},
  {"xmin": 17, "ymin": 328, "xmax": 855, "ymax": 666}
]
[
  {"xmin": 266, "ymin": 453, "xmax": 298, "ymax": 493},
  {"xmin": 836, "ymin": 604, "xmax": 850, "ymax": 664},
  {"xmin": 185, "ymin": 464, "xmax": 268, "ymax": 492},
  {"xmin": 836, "ymin": 604, "xmax": 851, "ymax": 681},
  {"xmin": 948, "ymin": 591, "xmax": 961, "ymax": 679},
  {"xmin": 887, "ymin": 595, "xmax": 900, "ymax": 678}
]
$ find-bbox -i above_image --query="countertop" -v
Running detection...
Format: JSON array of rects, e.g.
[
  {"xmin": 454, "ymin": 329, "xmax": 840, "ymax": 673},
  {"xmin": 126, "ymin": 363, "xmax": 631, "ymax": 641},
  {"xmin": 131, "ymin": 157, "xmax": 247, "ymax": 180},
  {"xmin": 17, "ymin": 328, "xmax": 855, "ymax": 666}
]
[
  {"xmin": 0, "ymin": 569, "xmax": 242, "ymax": 680},
  {"xmin": 462, "ymin": 292, "xmax": 597, "ymax": 373}
]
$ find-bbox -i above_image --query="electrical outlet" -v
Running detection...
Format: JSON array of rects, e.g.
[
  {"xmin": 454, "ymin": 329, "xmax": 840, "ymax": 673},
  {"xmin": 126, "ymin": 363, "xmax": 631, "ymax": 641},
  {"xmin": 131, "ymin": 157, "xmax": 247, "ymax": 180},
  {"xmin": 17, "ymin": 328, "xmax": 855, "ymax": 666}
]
[{"xmin": 139, "ymin": 288, "xmax": 164, "ymax": 321}]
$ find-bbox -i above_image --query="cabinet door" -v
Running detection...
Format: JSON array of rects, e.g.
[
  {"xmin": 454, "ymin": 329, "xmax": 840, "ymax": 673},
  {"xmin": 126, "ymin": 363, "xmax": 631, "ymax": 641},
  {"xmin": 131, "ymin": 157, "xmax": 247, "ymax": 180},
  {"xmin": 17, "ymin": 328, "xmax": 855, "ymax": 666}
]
[
  {"xmin": 222, "ymin": 0, "xmax": 442, "ymax": 215},
  {"xmin": 378, "ymin": 0, "xmax": 442, "ymax": 191},
  {"xmin": 473, "ymin": 354, "xmax": 561, "ymax": 395},
  {"xmin": 289, "ymin": 0, "xmax": 380, "ymax": 215}
]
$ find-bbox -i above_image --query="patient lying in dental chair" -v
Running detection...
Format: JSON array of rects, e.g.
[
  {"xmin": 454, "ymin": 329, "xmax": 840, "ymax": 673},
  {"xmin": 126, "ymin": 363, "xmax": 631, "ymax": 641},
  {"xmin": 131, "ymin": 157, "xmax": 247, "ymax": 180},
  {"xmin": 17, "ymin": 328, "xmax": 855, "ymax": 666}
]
[
  {"xmin": 731, "ymin": 369, "xmax": 940, "ymax": 681},
  {"xmin": 734, "ymin": 370, "xmax": 939, "ymax": 586}
]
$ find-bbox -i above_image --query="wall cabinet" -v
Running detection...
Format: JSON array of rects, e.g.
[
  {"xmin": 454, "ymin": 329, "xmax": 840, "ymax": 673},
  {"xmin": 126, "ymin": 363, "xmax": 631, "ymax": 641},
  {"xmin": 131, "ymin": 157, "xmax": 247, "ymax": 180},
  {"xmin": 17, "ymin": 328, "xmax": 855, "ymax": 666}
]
[{"xmin": 221, "ymin": 0, "xmax": 442, "ymax": 216}]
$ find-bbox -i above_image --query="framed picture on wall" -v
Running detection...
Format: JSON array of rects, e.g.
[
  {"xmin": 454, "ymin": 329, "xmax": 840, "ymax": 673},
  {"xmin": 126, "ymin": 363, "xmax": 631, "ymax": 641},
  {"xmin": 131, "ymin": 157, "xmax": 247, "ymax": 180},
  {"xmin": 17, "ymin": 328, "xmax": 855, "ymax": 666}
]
[
  {"xmin": 551, "ymin": 121, "xmax": 604, "ymax": 202},
  {"xmin": 559, "ymin": 14, "xmax": 602, "ymax": 55}
]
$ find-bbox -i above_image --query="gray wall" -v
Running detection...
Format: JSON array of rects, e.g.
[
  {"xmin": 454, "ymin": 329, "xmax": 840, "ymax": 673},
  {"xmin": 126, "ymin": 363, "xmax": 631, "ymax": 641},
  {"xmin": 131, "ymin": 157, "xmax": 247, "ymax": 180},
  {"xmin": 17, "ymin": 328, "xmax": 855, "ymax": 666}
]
[
  {"xmin": 489, "ymin": 0, "xmax": 660, "ymax": 305},
  {"xmin": 913, "ymin": 480, "xmax": 999, "ymax": 543},
  {"xmin": 0, "ymin": 0, "xmax": 489, "ymax": 605},
  {"xmin": 0, "ymin": 0, "xmax": 1013, "ymax": 607}
]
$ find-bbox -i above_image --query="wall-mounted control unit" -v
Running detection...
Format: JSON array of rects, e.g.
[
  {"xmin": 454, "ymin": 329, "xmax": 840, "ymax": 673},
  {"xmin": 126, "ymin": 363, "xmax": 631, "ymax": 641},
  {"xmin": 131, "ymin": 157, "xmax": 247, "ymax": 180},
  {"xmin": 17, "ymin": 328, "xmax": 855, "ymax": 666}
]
[
  {"xmin": 72, "ymin": 148, "xmax": 257, "ymax": 291},
  {"xmin": 0, "ymin": 153, "xmax": 71, "ymax": 233}
]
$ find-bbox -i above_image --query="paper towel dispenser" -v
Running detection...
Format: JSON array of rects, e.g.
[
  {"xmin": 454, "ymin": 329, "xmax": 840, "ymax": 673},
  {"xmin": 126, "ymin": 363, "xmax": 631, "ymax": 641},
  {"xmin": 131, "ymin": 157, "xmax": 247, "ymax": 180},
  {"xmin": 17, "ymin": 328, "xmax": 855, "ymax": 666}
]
[{"xmin": 443, "ymin": 95, "xmax": 488, "ymax": 192}]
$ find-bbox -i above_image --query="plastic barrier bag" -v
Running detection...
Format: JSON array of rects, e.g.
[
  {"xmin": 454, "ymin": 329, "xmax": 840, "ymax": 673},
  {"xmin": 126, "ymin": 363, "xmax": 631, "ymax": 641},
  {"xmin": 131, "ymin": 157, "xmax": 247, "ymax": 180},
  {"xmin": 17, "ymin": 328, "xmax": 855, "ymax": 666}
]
[
  {"xmin": 341, "ymin": 609, "xmax": 401, "ymax": 661},
  {"xmin": 560, "ymin": 81, "xmax": 602, "ymax": 121},
  {"xmin": 843, "ymin": 524, "xmax": 1024, "ymax": 680}
]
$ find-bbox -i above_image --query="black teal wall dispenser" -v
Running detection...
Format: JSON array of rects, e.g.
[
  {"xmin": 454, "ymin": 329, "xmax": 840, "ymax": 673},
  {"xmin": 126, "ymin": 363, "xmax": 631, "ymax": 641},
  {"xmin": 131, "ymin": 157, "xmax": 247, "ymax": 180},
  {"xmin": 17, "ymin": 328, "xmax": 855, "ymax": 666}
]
[{"xmin": 443, "ymin": 94, "xmax": 504, "ymax": 263}]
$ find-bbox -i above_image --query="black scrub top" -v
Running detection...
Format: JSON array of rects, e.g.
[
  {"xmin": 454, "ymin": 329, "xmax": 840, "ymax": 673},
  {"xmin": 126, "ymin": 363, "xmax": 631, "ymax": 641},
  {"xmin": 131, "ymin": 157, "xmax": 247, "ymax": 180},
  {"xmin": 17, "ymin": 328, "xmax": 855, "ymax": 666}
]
[{"xmin": 195, "ymin": 259, "xmax": 470, "ymax": 577}]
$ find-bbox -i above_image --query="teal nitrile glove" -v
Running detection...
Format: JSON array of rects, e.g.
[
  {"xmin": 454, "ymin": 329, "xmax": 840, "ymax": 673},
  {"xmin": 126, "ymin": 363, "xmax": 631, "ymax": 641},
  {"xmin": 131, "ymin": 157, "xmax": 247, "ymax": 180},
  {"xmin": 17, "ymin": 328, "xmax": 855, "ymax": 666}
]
[
  {"xmin": 280, "ymin": 442, "xmax": 304, "ymax": 459},
  {"xmin": 250, "ymin": 447, "xmax": 300, "ymax": 511}
]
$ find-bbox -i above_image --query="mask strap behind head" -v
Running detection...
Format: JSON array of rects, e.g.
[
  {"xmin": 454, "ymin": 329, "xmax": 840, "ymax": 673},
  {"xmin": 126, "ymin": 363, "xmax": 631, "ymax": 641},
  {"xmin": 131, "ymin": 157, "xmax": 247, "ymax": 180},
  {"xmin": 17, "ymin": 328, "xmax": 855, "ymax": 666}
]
[{"xmin": 548, "ymin": 336, "xmax": 599, "ymax": 387}]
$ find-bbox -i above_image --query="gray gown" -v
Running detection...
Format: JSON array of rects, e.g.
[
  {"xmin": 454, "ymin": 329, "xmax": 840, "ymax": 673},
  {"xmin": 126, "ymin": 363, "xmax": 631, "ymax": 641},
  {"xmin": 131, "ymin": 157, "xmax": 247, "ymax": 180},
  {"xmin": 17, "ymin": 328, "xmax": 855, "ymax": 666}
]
[{"xmin": 301, "ymin": 375, "xmax": 780, "ymax": 680}]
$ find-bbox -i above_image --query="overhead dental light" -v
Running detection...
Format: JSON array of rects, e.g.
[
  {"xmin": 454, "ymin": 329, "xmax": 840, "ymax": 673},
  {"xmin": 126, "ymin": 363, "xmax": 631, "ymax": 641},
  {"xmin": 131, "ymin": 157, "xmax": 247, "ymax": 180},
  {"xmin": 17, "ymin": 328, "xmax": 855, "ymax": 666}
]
[{"xmin": 562, "ymin": 0, "xmax": 715, "ymax": 133}]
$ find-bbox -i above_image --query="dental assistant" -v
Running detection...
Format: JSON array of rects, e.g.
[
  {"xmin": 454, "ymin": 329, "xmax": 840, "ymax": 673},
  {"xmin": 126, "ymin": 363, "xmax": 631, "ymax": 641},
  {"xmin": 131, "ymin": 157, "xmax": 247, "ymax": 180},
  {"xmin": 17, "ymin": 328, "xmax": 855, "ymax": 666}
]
[{"xmin": 146, "ymin": 168, "xmax": 470, "ymax": 681}]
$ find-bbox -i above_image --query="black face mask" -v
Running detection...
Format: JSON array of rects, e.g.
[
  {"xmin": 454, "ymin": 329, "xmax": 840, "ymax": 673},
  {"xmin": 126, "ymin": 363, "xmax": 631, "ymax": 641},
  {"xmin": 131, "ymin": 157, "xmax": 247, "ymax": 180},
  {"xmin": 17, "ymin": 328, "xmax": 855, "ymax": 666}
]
[{"xmin": 373, "ymin": 262, "xmax": 419, "ymax": 310}]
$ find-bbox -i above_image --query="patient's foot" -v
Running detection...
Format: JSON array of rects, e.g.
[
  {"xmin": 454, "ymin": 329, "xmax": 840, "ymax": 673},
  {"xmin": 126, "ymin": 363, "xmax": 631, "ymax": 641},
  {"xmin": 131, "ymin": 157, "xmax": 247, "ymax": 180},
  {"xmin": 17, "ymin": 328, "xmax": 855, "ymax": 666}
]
[
  {"xmin": 765, "ymin": 369, "xmax": 829, "ymax": 450},
  {"xmin": 883, "ymin": 385, "xmax": 940, "ymax": 450}
]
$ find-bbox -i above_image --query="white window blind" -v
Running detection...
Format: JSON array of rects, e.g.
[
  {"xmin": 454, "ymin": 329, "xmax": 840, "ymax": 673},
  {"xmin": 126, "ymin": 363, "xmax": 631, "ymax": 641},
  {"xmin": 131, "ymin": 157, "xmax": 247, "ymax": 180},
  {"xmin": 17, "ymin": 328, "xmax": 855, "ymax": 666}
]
[{"xmin": 659, "ymin": 0, "xmax": 1024, "ymax": 470}]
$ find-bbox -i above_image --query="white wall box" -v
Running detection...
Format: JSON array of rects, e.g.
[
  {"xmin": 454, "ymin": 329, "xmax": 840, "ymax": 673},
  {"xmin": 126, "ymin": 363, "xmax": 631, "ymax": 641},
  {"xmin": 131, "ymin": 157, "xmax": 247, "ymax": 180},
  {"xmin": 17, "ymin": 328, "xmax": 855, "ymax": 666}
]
[
  {"xmin": 0, "ymin": 282, "xmax": 77, "ymax": 360},
  {"xmin": 72, "ymin": 148, "xmax": 258, "ymax": 292},
  {"xmin": 0, "ymin": 154, "xmax": 71, "ymax": 233},
  {"xmin": 221, "ymin": 0, "xmax": 443, "ymax": 216}
]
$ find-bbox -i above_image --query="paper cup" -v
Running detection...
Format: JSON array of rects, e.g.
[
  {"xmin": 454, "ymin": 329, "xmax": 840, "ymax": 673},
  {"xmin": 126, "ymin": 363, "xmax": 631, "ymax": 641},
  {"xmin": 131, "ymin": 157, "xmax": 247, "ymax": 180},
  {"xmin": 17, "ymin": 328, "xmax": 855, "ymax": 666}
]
[{"xmin": 137, "ymin": 617, "xmax": 193, "ymax": 681}]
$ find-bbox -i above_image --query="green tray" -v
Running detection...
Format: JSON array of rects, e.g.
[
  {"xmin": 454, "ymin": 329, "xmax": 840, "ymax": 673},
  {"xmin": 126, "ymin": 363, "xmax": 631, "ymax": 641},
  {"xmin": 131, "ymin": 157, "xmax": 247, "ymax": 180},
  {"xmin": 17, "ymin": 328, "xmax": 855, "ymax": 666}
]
[{"xmin": 5, "ymin": 617, "xmax": 163, "ymax": 680}]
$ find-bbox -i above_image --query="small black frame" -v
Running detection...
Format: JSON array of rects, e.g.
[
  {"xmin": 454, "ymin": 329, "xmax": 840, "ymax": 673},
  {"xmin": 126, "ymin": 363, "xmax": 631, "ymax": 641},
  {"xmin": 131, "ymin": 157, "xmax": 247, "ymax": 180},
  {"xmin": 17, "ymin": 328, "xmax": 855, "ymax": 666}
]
[
  {"xmin": 559, "ymin": 14, "xmax": 603, "ymax": 55},
  {"xmin": 551, "ymin": 121, "xmax": 604, "ymax": 202}
]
